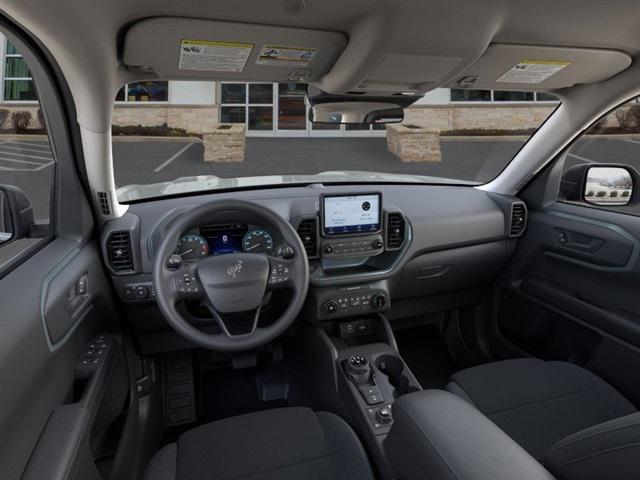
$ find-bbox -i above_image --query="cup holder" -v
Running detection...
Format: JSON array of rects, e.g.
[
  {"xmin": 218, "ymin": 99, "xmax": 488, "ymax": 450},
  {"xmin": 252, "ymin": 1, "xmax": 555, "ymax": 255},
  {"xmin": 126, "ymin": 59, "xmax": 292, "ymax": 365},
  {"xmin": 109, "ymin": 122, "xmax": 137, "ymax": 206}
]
[{"xmin": 375, "ymin": 354, "xmax": 420, "ymax": 397}]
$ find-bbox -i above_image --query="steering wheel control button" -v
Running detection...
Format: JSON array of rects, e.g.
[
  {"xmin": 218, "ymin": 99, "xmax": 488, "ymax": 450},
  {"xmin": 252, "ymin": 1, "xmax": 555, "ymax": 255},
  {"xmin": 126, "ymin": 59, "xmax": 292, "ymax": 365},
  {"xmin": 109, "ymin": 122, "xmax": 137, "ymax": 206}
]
[
  {"xmin": 268, "ymin": 259, "xmax": 292, "ymax": 286},
  {"xmin": 174, "ymin": 271, "xmax": 201, "ymax": 296}
]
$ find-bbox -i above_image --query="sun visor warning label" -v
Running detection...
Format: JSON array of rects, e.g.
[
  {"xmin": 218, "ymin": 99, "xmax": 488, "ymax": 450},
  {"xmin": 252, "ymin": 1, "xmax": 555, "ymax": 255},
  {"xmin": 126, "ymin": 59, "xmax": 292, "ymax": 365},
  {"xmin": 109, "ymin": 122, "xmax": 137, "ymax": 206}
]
[
  {"xmin": 178, "ymin": 40, "xmax": 253, "ymax": 72},
  {"xmin": 497, "ymin": 60, "xmax": 570, "ymax": 84},
  {"xmin": 256, "ymin": 45, "xmax": 318, "ymax": 67}
]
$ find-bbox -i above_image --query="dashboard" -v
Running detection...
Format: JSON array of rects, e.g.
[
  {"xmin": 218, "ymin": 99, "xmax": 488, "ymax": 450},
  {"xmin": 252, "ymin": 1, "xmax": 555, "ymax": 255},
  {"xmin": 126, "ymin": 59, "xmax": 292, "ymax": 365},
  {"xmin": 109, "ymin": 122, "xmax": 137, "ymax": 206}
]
[{"xmin": 100, "ymin": 184, "xmax": 527, "ymax": 352}]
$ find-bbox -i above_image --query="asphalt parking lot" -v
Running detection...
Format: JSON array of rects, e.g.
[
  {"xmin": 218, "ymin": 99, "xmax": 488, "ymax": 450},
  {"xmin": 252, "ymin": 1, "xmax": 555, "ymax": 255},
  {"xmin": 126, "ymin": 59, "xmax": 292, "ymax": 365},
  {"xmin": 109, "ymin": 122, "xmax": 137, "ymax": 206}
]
[
  {"xmin": 3, "ymin": 136, "xmax": 640, "ymax": 221},
  {"xmin": 112, "ymin": 137, "xmax": 525, "ymax": 189}
]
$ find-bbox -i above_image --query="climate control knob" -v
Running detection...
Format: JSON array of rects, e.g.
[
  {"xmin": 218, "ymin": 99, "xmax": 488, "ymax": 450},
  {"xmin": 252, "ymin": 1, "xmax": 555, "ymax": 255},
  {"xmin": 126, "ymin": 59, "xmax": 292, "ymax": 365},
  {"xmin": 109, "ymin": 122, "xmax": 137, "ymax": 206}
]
[
  {"xmin": 324, "ymin": 301, "xmax": 338, "ymax": 314},
  {"xmin": 371, "ymin": 293, "xmax": 387, "ymax": 310}
]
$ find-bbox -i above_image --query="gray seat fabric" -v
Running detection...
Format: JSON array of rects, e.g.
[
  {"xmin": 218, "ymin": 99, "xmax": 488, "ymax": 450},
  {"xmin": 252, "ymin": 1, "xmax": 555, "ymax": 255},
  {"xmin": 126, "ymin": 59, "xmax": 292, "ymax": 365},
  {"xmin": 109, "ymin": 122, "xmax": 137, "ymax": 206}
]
[
  {"xmin": 446, "ymin": 358, "xmax": 637, "ymax": 460},
  {"xmin": 544, "ymin": 412, "xmax": 640, "ymax": 480},
  {"xmin": 143, "ymin": 407, "xmax": 374, "ymax": 480}
]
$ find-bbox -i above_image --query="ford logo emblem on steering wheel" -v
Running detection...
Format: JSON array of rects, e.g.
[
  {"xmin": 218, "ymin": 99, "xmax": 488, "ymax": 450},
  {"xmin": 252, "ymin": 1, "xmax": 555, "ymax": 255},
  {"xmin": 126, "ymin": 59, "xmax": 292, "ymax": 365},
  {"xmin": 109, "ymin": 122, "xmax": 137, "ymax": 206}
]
[{"xmin": 226, "ymin": 260, "xmax": 243, "ymax": 278}]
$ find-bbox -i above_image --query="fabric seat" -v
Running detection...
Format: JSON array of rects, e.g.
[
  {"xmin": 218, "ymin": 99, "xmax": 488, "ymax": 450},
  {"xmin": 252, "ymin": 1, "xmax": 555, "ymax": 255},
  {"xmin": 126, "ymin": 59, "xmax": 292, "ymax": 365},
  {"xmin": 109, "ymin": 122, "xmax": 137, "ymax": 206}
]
[
  {"xmin": 446, "ymin": 358, "xmax": 637, "ymax": 460},
  {"xmin": 143, "ymin": 407, "xmax": 374, "ymax": 480}
]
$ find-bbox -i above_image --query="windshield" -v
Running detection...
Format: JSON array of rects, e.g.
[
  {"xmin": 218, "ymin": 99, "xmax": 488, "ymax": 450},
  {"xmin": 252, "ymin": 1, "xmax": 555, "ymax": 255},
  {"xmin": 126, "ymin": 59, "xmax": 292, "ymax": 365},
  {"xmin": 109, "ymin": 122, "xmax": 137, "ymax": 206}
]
[{"xmin": 112, "ymin": 82, "xmax": 559, "ymax": 202}]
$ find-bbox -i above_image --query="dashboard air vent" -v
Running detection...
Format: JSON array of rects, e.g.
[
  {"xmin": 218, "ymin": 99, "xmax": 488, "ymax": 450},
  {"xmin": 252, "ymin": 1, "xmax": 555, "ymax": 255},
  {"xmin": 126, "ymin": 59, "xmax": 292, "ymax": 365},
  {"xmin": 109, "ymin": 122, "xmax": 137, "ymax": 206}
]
[
  {"xmin": 96, "ymin": 191, "xmax": 111, "ymax": 216},
  {"xmin": 509, "ymin": 202, "xmax": 528, "ymax": 237},
  {"xmin": 386, "ymin": 212, "xmax": 406, "ymax": 250},
  {"xmin": 106, "ymin": 231, "xmax": 134, "ymax": 272},
  {"xmin": 297, "ymin": 218, "xmax": 318, "ymax": 258}
]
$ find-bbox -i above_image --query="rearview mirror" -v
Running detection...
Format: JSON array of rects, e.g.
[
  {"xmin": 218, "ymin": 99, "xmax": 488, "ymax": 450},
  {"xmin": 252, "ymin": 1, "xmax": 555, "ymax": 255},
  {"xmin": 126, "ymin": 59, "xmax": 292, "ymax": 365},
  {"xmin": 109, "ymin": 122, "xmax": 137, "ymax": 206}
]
[
  {"xmin": 310, "ymin": 102, "xmax": 404, "ymax": 125},
  {"xmin": 306, "ymin": 85, "xmax": 421, "ymax": 125},
  {"xmin": 584, "ymin": 166, "xmax": 633, "ymax": 206}
]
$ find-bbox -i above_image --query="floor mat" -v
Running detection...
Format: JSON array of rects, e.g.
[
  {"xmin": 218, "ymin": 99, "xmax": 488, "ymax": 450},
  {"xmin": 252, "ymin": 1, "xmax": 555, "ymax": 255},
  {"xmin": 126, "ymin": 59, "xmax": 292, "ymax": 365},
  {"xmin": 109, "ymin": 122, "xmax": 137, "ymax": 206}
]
[
  {"xmin": 199, "ymin": 367, "xmax": 288, "ymax": 424},
  {"xmin": 395, "ymin": 325, "xmax": 459, "ymax": 389}
]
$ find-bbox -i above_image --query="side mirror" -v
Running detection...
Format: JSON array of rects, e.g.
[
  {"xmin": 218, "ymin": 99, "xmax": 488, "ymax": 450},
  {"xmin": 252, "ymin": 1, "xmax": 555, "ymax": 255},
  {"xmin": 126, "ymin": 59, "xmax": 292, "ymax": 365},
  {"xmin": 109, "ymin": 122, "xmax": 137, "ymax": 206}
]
[
  {"xmin": 560, "ymin": 164, "xmax": 636, "ymax": 207},
  {"xmin": 584, "ymin": 166, "xmax": 633, "ymax": 206},
  {"xmin": 0, "ymin": 185, "xmax": 34, "ymax": 245}
]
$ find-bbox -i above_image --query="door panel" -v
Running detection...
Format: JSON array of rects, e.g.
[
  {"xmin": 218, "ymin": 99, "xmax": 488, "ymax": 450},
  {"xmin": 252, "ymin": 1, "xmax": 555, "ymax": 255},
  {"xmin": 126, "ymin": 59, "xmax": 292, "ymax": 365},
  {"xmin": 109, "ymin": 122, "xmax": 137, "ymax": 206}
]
[
  {"xmin": 0, "ymin": 23, "xmax": 129, "ymax": 480},
  {"xmin": 0, "ymin": 239, "xmax": 121, "ymax": 479},
  {"xmin": 497, "ymin": 201, "xmax": 640, "ymax": 405}
]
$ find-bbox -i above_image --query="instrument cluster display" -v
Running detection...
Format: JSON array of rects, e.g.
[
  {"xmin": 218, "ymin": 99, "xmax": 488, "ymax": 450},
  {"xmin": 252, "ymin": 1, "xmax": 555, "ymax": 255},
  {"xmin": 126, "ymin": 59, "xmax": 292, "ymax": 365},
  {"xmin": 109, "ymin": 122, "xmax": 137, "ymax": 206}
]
[{"xmin": 175, "ymin": 224, "xmax": 274, "ymax": 258}]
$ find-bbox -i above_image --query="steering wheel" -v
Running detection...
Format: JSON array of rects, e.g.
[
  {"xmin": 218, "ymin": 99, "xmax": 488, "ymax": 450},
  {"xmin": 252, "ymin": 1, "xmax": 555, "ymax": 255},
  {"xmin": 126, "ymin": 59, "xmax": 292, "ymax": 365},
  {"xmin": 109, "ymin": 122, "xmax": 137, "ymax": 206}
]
[{"xmin": 153, "ymin": 199, "xmax": 309, "ymax": 351}]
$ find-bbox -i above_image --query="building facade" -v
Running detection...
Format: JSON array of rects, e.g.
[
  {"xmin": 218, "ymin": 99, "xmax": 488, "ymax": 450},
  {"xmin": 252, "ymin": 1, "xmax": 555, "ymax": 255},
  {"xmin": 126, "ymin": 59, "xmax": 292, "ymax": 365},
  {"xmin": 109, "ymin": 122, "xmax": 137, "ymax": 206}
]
[{"xmin": 0, "ymin": 33, "xmax": 560, "ymax": 137}]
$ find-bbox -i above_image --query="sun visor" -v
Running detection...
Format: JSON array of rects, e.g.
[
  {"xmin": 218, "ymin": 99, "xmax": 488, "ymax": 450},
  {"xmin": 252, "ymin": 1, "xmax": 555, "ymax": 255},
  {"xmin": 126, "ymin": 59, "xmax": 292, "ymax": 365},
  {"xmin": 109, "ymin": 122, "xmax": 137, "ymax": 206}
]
[
  {"xmin": 447, "ymin": 44, "xmax": 631, "ymax": 91},
  {"xmin": 122, "ymin": 17, "xmax": 347, "ymax": 83}
]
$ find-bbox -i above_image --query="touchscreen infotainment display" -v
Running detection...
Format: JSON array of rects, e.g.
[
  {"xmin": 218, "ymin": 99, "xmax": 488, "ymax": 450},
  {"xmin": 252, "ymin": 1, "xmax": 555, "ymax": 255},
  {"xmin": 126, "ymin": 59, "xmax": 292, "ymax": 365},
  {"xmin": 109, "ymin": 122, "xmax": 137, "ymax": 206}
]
[{"xmin": 322, "ymin": 193, "xmax": 381, "ymax": 236}]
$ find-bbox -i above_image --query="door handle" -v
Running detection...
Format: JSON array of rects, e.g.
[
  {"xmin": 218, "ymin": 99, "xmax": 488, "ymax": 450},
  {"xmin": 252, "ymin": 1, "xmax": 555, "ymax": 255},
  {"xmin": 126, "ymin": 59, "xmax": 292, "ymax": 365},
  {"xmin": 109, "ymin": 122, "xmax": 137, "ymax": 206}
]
[{"xmin": 555, "ymin": 229, "xmax": 605, "ymax": 253}]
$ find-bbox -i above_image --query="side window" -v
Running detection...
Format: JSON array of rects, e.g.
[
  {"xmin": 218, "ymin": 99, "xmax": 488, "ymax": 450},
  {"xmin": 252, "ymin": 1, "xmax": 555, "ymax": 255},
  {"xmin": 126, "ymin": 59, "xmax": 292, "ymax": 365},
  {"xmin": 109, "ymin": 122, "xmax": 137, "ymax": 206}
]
[
  {"xmin": 560, "ymin": 98, "xmax": 640, "ymax": 215},
  {"xmin": 0, "ymin": 34, "xmax": 55, "ymax": 261}
]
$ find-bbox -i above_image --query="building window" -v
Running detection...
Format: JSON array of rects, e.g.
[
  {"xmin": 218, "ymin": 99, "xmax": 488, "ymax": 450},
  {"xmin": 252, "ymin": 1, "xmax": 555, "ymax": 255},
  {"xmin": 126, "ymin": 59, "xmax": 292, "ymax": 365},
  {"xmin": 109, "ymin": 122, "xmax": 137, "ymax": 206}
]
[
  {"xmin": 451, "ymin": 89, "xmax": 491, "ymax": 102},
  {"xmin": 115, "ymin": 81, "xmax": 169, "ymax": 102},
  {"xmin": 536, "ymin": 92, "xmax": 558, "ymax": 102},
  {"xmin": 493, "ymin": 90, "xmax": 534, "ymax": 102},
  {"xmin": 3, "ymin": 41, "xmax": 37, "ymax": 101},
  {"xmin": 220, "ymin": 82, "xmax": 274, "ymax": 131},
  {"xmin": 450, "ymin": 89, "xmax": 557, "ymax": 103}
]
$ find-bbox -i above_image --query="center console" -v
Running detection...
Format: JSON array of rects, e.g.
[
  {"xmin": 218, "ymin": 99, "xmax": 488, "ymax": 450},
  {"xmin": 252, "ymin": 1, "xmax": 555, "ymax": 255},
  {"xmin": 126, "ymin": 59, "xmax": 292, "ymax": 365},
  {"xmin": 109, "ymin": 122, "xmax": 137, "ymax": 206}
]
[
  {"xmin": 300, "ymin": 313, "xmax": 422, "ymax": 479},
  {"xmin": 296, "ymin": 192, "xmax": 420, "ymax": 478}
]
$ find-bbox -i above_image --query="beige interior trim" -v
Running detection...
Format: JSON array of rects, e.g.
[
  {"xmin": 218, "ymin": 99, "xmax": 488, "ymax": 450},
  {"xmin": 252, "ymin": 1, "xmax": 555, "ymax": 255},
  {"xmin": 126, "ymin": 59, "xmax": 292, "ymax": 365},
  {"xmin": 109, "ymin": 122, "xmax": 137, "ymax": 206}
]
[{"xmin": 448, "ymin": 44, "xmax": 632, "ymax": 91}]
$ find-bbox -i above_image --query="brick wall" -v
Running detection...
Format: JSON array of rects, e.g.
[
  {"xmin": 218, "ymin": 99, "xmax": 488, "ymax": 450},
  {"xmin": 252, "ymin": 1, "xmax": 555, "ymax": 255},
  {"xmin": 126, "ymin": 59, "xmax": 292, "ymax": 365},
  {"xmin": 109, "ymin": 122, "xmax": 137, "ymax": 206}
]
[
  {"xmin": 403, "ymin": 104, "xmax": 557, "ymax": 132},
  {"xmin": 111, "ymin": 104, "xmax": 219, "ymax": 134}
]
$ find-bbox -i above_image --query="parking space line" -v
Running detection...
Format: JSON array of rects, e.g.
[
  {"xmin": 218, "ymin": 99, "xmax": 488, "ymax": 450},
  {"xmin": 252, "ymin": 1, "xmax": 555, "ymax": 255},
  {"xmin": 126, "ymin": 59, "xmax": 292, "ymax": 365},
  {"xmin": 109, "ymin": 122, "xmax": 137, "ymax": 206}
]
[
  {"xmin": 0, "ymin": 145, "xmax": 53, "ymax": 156},
  {"xmin": 567, "ymin": 153, "xmax": 597, "ymax": 163},
  {"xmin": 33, "ymin": 161, "xmax": 54, "ymax": 171},
  {"xmin": 0, "ymin": 156, "xmax": 45, "ymax": 166},
  {"xmin": 0, "ymin": 150, "xmax": 52, "ymax": 161},
  {"xmin": 623, "ymin": 138, "xmax": 640, "ymax": 145},
  {"xmin": 0, "ymin": 159, "xmax": 53, "ymax": 171},
  {"xmin": 7, "ymin": 140, "xmax": 51, "ymax": 149},
  {"xmin": 153, "ymin": 142, "xmax": 195, "ymax": 172},
  {"xmin": 0, "ymin": 165, "xmax": 35, "ymax": 171}
]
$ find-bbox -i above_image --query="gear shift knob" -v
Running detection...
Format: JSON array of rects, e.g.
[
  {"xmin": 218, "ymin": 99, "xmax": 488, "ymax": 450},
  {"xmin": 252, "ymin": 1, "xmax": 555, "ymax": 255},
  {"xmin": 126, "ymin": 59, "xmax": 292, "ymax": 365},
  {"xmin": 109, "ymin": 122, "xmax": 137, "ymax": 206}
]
[{"xmin": 345, "ymin": 355, "xmax": 371, "ymax": 385}]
